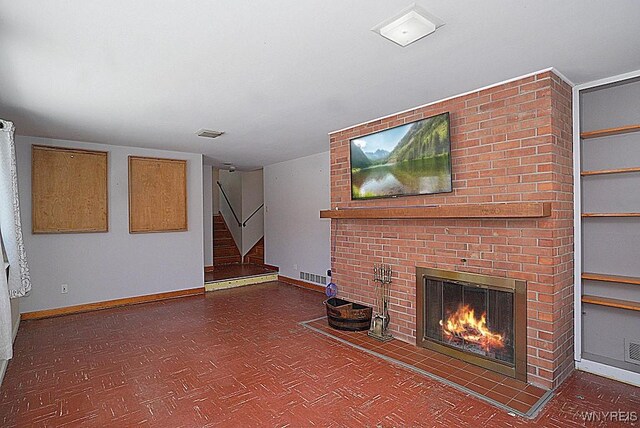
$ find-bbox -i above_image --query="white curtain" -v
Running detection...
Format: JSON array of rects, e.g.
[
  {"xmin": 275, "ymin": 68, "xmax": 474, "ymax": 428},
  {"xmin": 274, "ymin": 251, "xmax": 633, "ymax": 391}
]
[{"xmin": 0, "ymin": 118, "xmax": 31, "ymax": 360}]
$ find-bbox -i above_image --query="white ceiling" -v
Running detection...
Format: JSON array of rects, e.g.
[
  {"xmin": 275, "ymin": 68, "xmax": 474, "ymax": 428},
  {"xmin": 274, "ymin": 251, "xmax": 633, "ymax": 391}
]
[{"xmin": 1, "ymin": 1, "xmax": 639, "ymax": 170}]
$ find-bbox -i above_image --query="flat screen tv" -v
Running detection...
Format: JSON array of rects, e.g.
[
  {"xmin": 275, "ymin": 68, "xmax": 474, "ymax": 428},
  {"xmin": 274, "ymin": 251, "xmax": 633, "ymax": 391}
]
[{"xmin": 350, "ymin": 112, "xmax": 452, "ymax": 200}]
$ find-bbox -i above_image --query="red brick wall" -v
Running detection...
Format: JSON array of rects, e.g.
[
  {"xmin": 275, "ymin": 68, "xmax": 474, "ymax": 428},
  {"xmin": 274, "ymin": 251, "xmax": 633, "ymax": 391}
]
[{"xmin": 328, "ymin": 71, "xmax": 573, "ymax": 389}]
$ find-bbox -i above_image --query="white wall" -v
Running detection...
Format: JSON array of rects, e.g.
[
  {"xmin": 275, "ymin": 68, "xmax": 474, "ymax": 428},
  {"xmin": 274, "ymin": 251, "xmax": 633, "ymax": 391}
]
[
  {"xmin": 241, "ymin": 170, "xmax": 264, "ymax": 255},
  {"xmin": 264, "ymin": 151, "xmax": 330, "ymax": 283},
  {"xmin": 203, "ymin": 164, "xmax": 213, "ymax": 266},
  {"xmin": 218, "ymin": 170, "xmax": 242, "ymax": 249},
  {"xmin": 15, "ymin": 136, "xmax": 204, "ymax": 313},
  {"xmin": 212, "ymin": 168, "xmax": 220, "ymax": 215}
]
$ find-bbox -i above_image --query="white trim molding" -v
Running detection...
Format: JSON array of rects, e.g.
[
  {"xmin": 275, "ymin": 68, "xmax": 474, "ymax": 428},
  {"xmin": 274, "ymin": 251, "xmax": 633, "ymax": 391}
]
[
  {"xmin": 573, "ymin": 69, "xmax": 640, "ymax": 91},
  {"xmin": 576, "ymin": 359, "xmax": 640, "ymax": 388},
  {"xmin": 573, "ymin": 67, "xmax": 640, "ymax": 382},
  {"xmin": 572, "ymin": 81, "xmax": 582, "ymax": 362}
]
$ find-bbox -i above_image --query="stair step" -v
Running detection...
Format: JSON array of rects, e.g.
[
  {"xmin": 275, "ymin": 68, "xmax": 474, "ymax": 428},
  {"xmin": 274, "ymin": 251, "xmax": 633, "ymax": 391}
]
[
  {"xmin": 214, "ymin": 229, "xmax": 233, "ymax": 236},
  {"xmin": 205, "ymin": 272, "xmax": 279, "ymax": 292},
  {"xmin": 215, "ymin": 241, "xmax": 238, "ymax": 247},
  {"xmin": 214, "ymin": 233, "xmax": 234, "ymax": 240},
  {"xmin": 214, "ymin": 256, "xmax": 242, "ymax": 264},
  {"xmin": 215, "ymin": 247, "xmax": 241, "ymax": 257},
  {"xmin": 213, "ymin": 228, "xmax": 233, "ymax": 236},
  {"xmin": 215, "ymin": 240, "xmax": 235, "ymax": 247}
]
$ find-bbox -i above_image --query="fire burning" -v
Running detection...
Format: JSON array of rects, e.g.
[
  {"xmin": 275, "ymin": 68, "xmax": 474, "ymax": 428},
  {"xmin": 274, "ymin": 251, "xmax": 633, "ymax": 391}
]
[{"xmin": 439, "ymin": 305, "xmax": 504, "ymax": 352}]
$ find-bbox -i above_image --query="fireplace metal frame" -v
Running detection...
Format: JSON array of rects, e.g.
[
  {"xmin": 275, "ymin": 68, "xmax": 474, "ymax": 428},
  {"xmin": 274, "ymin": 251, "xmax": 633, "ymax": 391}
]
[{"xmin": 416, "ymin": 267, "xmax": 527, "ymax": 381}]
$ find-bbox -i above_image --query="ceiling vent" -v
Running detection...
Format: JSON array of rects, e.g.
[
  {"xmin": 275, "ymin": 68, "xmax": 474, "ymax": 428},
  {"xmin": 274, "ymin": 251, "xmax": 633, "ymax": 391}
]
[
  {"xmin": 372, "ymin": 3, "xmax": 444, "ymax": 47},
  {"xmin": 197, "ymin": 129, "xmax": 225, "ymax": 139}
]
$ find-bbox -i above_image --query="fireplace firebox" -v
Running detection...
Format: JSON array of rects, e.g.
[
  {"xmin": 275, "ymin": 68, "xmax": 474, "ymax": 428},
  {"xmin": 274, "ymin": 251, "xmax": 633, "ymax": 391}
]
[{"xmin": 416, "ymin": 267, "xmax": 527, "ymax": 381}]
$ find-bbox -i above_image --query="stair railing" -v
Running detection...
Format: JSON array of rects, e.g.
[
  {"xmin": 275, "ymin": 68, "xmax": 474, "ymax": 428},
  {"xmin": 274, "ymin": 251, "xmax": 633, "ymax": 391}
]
[
  {"xmin": 216, "ymin": 181, "xmax": 242, "ymax": 227},
  {"xmin": 242, "ymin": 204, "xmax": 264, "ymax": 227}
]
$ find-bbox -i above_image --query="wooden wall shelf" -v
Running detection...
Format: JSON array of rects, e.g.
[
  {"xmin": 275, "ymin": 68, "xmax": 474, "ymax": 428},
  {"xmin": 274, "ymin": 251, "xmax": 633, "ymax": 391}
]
[
  {"xmin": 582, "ymin": 213, "xmax": 640, "ymax": 217},
  {"xmin": 580, "ymin": 124, "xmax": 640, "ymax": 140},
  {"xmin": 320, "ymin": 202, "xmax": 551, "ymax": 220},
  {"xmin": 581, "ymin": 166, "xmax": 640, "ymax": 176},
  {"xmin": 582, "ymin": 295, "xmax": 640, "ymax": 312},
  {"xmin": 582, "ymin": 272, "xmax": 640, "ymax": 286}
]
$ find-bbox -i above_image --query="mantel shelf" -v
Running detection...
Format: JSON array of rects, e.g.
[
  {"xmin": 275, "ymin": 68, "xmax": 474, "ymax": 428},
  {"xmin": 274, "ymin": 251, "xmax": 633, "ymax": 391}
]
[
  {"xmin": 580, "ymin": 124, "xmax": 640, "ymax": 140},
  {"xmin": 320, "ymin": 202, "xmax": 551, "ymax": 220}
]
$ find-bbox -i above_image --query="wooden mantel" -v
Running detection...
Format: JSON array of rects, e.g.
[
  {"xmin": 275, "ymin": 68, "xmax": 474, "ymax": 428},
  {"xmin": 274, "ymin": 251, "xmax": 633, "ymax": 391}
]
[{"xmin": 320, "ymin": 202, "xmax": 551, "ymax": 219}]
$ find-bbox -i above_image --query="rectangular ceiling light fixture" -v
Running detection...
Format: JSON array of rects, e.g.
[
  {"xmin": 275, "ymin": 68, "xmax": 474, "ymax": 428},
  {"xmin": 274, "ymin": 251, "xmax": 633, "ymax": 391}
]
[
  {"xmin": 372, "ymin": 3, "xmax": 444, "ymax": 47},
  {"xmin": 197, "ymin": 129, "xmax": 225, "ymax": 139}
]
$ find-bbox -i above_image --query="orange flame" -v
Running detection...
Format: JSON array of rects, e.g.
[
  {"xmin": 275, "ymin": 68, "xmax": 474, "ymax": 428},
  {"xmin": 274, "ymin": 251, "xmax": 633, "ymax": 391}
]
[{"xmin": 439, "ymin": 304, "xmax": 504, "ymax": 352}]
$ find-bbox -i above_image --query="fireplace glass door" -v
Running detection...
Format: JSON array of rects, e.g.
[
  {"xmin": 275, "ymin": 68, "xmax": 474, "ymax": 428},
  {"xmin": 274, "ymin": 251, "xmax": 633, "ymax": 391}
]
[{"xmin": 425, "ymin": 279, "xmax": 515, "ymax": 365}]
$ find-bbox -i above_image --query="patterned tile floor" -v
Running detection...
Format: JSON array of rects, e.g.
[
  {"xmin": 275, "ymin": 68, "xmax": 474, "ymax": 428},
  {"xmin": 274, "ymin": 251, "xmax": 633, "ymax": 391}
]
[
  {"xmin": 0, "ymin": 282, "xmax": 638, "ymax": 427},
  {"xmin": 303, "ymin": 318, "xmax": 549, "ymax": 418}
]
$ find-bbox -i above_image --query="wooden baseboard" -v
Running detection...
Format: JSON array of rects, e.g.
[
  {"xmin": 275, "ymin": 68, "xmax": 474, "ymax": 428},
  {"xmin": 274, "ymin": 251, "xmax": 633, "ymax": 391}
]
[
  {"xmin": 204, "ymin": 265, "xmax": 215, "ymax": 272},
  {"xmin": 262, "ymin": 263, "xmax": 279, "ymax": 271},
  {"xmin": 278, "ymin": 275, "xmax": 325, "ymax": 293},
  {"xmin": 21, "ymin": 287, "xmax": 204, "ymax": 320}
]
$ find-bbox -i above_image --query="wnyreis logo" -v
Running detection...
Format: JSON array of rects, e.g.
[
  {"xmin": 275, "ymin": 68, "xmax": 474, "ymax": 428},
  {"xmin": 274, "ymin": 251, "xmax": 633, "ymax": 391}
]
[{"xmin": 575, "ymin": 410, "xmax": 638, "ymax": 424}]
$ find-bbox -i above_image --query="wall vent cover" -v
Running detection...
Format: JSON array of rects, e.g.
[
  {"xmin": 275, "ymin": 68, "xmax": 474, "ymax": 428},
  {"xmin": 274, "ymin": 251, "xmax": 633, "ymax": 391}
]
[
  {"xmin": 197, "ymin": 129, "xmax": 225, "ymax": 139},
  {"xmin": 624, "ymin": 338, "xmax": 640, "ymax": 365},
  {"xmin": 298, "ymin": 271, "xmax": 328, "ymax": 285}
]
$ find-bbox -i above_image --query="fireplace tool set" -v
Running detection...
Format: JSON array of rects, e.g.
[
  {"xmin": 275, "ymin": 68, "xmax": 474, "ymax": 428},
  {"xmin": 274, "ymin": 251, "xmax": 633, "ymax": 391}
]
[{"xmin": 368, "ymin": 264, "xmax": 393, "ymax": 342}]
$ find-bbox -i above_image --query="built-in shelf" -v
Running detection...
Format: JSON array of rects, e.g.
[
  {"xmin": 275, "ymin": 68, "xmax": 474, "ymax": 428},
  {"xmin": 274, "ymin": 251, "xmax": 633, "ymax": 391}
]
[
  {"xmin": 319, "ymin": 202, "xmax": 551, "ymax": 219},
  {"xmin": 580, "ymin": 124, "xmax": 640, "ymax": 140},
  {"xmin": 582, "ymin": 213, "xmax": 640, "ymax": 217},
  {"xmin": 581, "ymin": 166, "xmax": 640, "ymax": 176},
  {"xmin": 582, "ymin": 295, "xmax": 640, "ymax": 312},
  {"xmin": 582, "ymin": 272, "xmax": 640, "ymax": 286}
]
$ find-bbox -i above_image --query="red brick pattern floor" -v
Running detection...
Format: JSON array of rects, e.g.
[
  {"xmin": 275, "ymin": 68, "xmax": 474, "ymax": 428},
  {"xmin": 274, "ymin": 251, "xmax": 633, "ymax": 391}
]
[
  {"xmin": 303, "ymin": 318, "xmax": 549, "ymax": 417},
  {"xmin": 1, "ymin": 282, "xmax": 638, "ymax": 427}
]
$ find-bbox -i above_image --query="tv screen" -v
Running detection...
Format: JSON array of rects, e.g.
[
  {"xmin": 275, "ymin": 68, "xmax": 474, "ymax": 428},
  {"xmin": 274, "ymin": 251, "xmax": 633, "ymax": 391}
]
[{"xmin": 350, "ymin": 112, "xmax": 452, "ymax": 200}]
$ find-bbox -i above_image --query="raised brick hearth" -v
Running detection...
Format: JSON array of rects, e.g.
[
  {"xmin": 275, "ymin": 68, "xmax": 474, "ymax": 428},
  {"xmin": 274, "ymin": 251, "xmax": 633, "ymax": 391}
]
[{"xmin": 328, "ymin": 70, "xmax": 573, "ymax": 389}]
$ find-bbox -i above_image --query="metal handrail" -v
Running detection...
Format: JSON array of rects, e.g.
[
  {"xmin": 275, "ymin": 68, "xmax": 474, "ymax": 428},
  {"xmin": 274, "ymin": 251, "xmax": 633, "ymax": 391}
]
[
  {"xmin": 216, "ymin": 181, "xmax": 242, "ymax": 227},
  {"xmin": 242, "ymin": 204, "xmax": 264, "ymax": 227}
]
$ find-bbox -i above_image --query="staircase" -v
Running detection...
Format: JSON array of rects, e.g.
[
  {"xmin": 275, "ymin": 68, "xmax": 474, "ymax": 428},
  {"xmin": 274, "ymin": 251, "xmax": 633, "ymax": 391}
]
[
  {"xmin": 213, "ymin": 214, "xmax": 242, "ymax": 265},
  {"xmin": 208, "ymin": 215, "xmax": 276, "ymax": 292}
]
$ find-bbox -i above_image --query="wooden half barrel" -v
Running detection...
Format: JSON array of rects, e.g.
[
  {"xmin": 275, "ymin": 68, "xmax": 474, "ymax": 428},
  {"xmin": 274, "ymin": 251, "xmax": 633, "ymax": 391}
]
[{"xmin": 325, "ymin": 298, "xmax": 372, "ymax": 331}]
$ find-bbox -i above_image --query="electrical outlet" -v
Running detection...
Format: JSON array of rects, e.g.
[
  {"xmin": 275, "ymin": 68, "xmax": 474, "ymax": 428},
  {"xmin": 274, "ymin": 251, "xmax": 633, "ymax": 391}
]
[
  {"xmin": 61, "ymin": 284, "xmax": 68, "ymax": 294},
  {"xmin": 293, "ymin": 264, "xmax": 298, "ymax": 270}
]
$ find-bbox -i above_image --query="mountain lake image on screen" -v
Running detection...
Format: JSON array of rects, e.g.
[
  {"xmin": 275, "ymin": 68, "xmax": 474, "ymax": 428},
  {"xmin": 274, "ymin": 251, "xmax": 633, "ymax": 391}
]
[{"xmin": 350, "ymin": 112, "xmax": 452, "ymax": 200}]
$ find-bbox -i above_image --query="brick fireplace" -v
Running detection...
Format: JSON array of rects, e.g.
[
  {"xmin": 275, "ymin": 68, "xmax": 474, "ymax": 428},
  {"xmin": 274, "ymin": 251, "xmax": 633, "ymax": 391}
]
[{"xmin": 328, "ymin": 70, "xmax": 573, "ymax": 389}]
